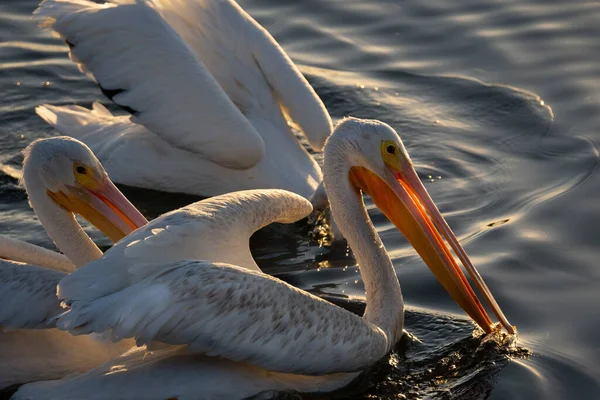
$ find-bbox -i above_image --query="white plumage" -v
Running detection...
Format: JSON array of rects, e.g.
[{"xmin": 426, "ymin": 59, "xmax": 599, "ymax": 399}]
[
  {"xmin": 13, "ymin": 118, "xmax": 514, "ymax": 399},
  {"xmin": 0, "ymin": 260, "xmax": 134, "ymax": 389},
  {"xmin": 0, "ymin": 137, "xmax": 146, "ymax": 389},
  {"xmin": 56, "ymin": 189, "xmax": 313, "ymax": 302},
  {"xmin": 13, "ymin": 345, "xmax": 358, "ymax": 400},
  {"xmin": 34, "ymin": 0, "xmax": 332, "ymax": 200},
  {"xmin": 59, "ymin": 260, "xmax": 388, "ymax": 375},
  {"xmin": 0, "ymin": 235, "xmax": 74, "ymax": 272},
  {"xmin": 0, "ymin": 261, "xmax": 66, "ymax": 330}
]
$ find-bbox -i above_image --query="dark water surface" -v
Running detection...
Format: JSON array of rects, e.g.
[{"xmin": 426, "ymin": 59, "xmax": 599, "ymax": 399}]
[{"xmin": 2, "ymin": 0, "xmax": 600, "ymax": 398}]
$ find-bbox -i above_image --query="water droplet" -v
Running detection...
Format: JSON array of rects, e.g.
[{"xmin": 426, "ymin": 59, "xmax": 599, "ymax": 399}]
[
  {"xmin": 15, "ymin": 81, "xmax": 21, "ymax": 86},
  {"xmin": 427, "ymin": 175, "xmax": 432, "ymax": 179},
  {"xmin": 437, "ymin": 175, "xmax": 442, "ymax": 179},
  {"xmin": 360, "ymin": 85, "xmax": 365, "ymax": 89},
  {"xmin": 373, "ymin": 87, "xmax": 379, "ymax": 91},
  {"xmin": 44, "ymin": 81, "xmax": 51, "ymax": 87}
]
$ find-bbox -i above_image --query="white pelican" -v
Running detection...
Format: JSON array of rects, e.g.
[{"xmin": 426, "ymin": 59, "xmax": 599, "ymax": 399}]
[
  {"xmin": 0, "ymin": 137, "xmax": 147, "ymax": 388},
  {"xmin": 14, "ymin": 136, "xmax": 147, "ymax": 266},
  {"xmin": 13, "ymin": 118, "xmax": 515, "ymax": 399},
  {"xmin": 33, "ymin": 0, "xmax": 332, "ymax": 202}
]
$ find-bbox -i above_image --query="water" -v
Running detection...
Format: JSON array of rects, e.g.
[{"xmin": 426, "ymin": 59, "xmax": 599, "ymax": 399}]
[{"xmin": 1, "ymin": 0, "xmax": 600, "ymax": 398}]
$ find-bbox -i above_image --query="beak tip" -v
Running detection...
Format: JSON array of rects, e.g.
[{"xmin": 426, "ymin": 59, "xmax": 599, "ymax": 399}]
[{"xmin": 483, "ymin": 322, "xmax": 517, "ymax": 336}]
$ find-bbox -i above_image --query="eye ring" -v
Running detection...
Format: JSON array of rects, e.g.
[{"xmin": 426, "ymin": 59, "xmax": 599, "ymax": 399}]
[
  {"xmin": 75, "ymin": 165, "xmax": 87, "ymax": 175},
  {"xmin": 386, "ymin": 144, "xmax": 396, "ymax": 155}
]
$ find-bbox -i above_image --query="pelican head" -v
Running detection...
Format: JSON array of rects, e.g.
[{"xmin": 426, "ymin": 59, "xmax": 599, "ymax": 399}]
[
  {"xmin": 22, "ymin": 137, "xmax": 147, "ymax": 242},
  {"xmin": 324, "ymin": 117, "xmax": 514, "ymax": 334}
]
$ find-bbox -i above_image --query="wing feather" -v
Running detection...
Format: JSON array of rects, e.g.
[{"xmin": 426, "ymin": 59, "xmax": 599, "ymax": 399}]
[
  {"xmin": 0, "ymin": 260, "xmax": 66, "ymax": 329},
  {"xmin": 56, "ymin": 190, "xmax": 312, "ymax": 303},
  {"xmin": 34, "ymin": 0, "xmax": 265, "ymax": 169},
  {"xmin": 149, "ymin": 0, "xmax": 332, "ymax": 150},
  {"xmin": 240, "ymin": 3, "xmax": 333, "ymax": 150},
  {"xmin": 57, "ymin": 260, "xmax": 388, "ymax": 375}
]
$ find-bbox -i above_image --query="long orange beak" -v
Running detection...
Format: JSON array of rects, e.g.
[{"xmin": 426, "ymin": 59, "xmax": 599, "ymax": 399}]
[
  {"xmin": 47, "ymin": 178, "xmax": 147, "ymax": 243},
  {"xmin": 349, "ymin": 165, "xmax": 515, "ymax": 334}
]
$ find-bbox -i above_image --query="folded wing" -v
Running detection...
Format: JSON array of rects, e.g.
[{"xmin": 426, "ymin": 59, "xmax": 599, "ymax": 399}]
[
  {"xmin": 0, "ymin": 261, "xmax": 66, "ymax": 329},
  {"xmin": 57, "ymin": 260, "xmax": 388, "ymax": 375},
  {"xmin": 54, "ymin": 189, "xmax": 312, "ymax": 303}
]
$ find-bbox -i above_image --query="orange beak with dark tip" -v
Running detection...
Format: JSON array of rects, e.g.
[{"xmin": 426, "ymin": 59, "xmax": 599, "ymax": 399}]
[
  {"xmin": 348, "ymin": 157, "xmax": 515, "ymax": 335},
  {"xmin": 47, "ymin": 177, "xmax": 148, "ymax": 243},
  {"xmin": 88, "ymin": 178, "xmax": 148, "ymax": 233}
]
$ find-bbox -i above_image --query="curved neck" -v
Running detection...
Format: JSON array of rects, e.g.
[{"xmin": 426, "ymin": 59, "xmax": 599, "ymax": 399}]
[
  {"xmin": 179, "ymin": 189, "xmax": 312, "ymax": 272},
  {"xmin": 22, "ymin": 168, "xmax": 103, "ymax": 267},
  {"xmin": 0, "ymin": 234, "xmax": 75, "ymax": 272},
  {"xmin": 324, "ymin": 161, "xmax": 404, "ymax": 346}
]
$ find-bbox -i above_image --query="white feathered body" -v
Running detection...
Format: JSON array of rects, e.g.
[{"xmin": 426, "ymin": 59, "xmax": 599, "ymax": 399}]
[
  {"xmin": 13, "ymin": 345, "xmax": 359, "ymax": 400},
  {"xmin": 0, "ymin": 328, "xmax": 133, "ymax": 390},
  {"xmin": 0, "ymin": 259, "xmax": 133, "ymax": 389},
  {"xmin": 12, "ymin": 189, "xmax": 373, "ymax": 398},
  {"xmin": 35, "ymin": 0, "xmax": 331, "ymax": 199},
  {"xmin": 38, "ymin": 104, "xmax": 323, "ymax": 199}
]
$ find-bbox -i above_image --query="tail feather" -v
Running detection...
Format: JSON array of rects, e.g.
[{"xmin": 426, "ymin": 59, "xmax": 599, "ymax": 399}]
[
  {"xmin": 35, "ymin": 103, "xmax": 139, "ymax": 157},
  {"xmin": 33, "ymin": 0, "xmax": 102, "ymax": 22},
  {"xmin": 91, "ymin": 101, "xmax": 112, "ymax": 116},
  {"xmin": 35, "ymin": 104, "xmax": 59, "ymax": 125},
  {"xmin": 35, "ymin": 103, "xmax": 120, "ymax": 137},
  {"xmin": 34, "ymin": 103, "xmax": 153, "ymax": 170}
]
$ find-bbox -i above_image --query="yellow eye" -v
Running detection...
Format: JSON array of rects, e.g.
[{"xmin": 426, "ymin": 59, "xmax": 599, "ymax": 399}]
[
  {"xmin": 75, "ymin": 164, "xmax": 88, "ymax": 175},
  {"xmin": 73, "ymin": 162, "xmax": 99, "ymax": 189},
  {"xmin": 381, "ymin": 140, "xmax": 400, "ymax": 166}
]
